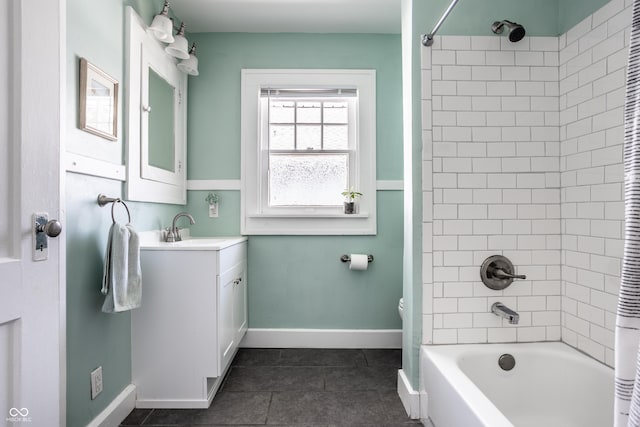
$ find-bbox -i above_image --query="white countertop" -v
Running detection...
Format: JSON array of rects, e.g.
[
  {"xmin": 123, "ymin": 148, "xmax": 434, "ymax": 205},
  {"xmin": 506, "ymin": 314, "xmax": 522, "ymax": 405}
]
[{"xmin": 138, "ymin": 231, "xmax": 247, "ymax": 251}]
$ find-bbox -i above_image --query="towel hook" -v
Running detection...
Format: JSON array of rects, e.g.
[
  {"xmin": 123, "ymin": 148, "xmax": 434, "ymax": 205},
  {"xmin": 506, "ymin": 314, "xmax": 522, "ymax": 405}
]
[{"xmin": 97, "ymin": 194, "xmax": 132, "ymax": 224}]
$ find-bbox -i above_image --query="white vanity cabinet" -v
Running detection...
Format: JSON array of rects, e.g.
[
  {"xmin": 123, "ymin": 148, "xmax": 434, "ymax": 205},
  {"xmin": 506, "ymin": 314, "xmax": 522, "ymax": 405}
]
[{"xmin": 132, "ymin": 237, "xmax": 248, "ymax": 408}]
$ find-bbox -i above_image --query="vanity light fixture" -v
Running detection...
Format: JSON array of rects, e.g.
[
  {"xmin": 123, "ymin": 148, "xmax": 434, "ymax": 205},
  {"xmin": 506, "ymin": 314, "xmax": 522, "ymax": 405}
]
[
  {"xmin": 177, "ymin": 43, "xmax": 199, "ymax": 76},
  {"xmin": 147, "ymin": 2, "xmax": 198, "ymax": 76},
  {"xmin": 165, "ymin": 22, "xmax": 190, "ymax": 59},
  {"xmin": 147, "ymin": 0, "xmax": 174, "ymax": 43}
]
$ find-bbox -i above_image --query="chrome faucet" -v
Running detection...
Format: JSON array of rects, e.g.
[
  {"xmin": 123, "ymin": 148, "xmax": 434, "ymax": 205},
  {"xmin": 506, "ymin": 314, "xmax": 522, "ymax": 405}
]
[
  {"xmin": 165, "ymin": 212, "xmax": 195, "ymax": 242},
  {"xmin": 491, "ymin": 302, "xmax": 520, "ymax": 325}
]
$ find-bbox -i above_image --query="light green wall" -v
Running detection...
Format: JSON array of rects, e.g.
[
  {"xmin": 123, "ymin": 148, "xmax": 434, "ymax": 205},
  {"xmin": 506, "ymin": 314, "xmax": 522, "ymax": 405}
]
[
  {"xmin": 187, "ymin": 33, "xmax": 403, "ymax": 181},
  {"xmin": 248, "ymin": 192, "xmax": 403, "ymax": 329},
  {"xmin": 424, "ymin": 0, "xmax": 557, "ymax": 36},
  {"xmin": 423, "ymin": 0, "xmax": 610, "ymax": 37},
  {"xmin": 65, "ymin": 1, "xmax": 184, "ymax": 426},
  {"xmin": 187, "ymin": 191, "xmax": 404, "ymax": 329},
  {"xmin": 186, "ymin": 32, "xmax": 404, "ymax": 330},
  {"xmin": 558, "ymin": 0, "xmax": 611, "ymax": 33},
  {"xmin": 186, "ymin": 190, "xmax": 242, "ymax": 236}
]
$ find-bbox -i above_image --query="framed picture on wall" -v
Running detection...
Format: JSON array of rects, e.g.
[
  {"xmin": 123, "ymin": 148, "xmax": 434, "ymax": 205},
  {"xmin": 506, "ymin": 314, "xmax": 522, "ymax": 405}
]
[{"xmin": 79, "ymin": 57, "xmax": 118, "ymax": 141}]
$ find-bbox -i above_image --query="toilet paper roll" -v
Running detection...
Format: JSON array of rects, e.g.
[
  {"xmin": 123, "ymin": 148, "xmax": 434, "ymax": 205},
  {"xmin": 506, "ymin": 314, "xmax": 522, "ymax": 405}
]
[{"xmin": 349, "ymin": 254, "xmax": 369, "ymax": 271}]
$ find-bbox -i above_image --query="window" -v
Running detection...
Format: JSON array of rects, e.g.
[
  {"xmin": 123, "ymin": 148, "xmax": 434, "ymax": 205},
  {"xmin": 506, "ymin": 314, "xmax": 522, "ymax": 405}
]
[
  {"xmin": 241, "ymin": 69, "xmax": 376, "ymax": 235},
  {"xmin": 263, "ymin": 90, "xmax": 356, "ymax": 208}
]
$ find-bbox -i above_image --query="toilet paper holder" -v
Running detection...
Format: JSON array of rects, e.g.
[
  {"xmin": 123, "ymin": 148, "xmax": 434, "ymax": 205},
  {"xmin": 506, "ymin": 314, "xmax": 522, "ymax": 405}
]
[{"xmin": 340, "ymin": 254, "xmax": 374, "ymax": 263}]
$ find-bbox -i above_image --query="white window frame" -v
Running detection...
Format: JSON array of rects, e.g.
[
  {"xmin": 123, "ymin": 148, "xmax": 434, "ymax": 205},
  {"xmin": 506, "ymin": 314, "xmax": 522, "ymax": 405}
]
[
  {"xmin": 260, "ymin": 92, "xmax": 356, "ymax": 211},
  {"xmin": 241, "ymin": 69, "xmax": 377, "ymax": 235}
]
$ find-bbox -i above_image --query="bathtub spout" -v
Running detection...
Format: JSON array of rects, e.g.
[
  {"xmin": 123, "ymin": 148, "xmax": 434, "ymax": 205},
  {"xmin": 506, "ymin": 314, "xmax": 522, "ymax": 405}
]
[{"xmin": 491, "ymin": 302, "xmax": 519, "ymax": 324}]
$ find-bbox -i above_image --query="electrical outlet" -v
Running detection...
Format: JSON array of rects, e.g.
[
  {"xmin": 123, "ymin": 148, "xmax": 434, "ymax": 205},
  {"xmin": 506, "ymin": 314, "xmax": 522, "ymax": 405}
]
[
  {"xmin": 90, "ymin": 366, "xmax": 103, "ymax": 400},
  {"xmin": 208, "ymin": 202, "xmax": 219, "ymax": 218}
]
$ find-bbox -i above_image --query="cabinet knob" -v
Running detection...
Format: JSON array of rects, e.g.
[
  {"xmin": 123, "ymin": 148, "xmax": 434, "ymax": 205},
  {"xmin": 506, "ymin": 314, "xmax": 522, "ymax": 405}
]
[{"xmin": 233, "ymin": 277, "xmax": 242, "ymax": 285}]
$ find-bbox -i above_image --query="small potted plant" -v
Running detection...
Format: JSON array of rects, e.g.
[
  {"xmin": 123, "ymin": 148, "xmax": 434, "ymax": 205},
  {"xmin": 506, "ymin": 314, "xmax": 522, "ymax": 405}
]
[{"xmin": 341, "ymin": 188, "xmax": 362, "ymax": 214}]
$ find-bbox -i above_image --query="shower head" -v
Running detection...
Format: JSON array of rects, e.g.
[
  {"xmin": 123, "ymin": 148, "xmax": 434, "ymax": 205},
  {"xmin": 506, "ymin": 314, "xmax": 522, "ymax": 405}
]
[{"xmin": 492, "ymin": 20, "xmax": 526, "ymax": 42}]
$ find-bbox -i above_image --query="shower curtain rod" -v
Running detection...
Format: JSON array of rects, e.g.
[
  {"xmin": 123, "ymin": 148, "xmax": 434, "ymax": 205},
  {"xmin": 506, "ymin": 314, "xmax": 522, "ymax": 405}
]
[{"xmin": 422, "ymin": 0, "xmax": 460, "ymax": 46}]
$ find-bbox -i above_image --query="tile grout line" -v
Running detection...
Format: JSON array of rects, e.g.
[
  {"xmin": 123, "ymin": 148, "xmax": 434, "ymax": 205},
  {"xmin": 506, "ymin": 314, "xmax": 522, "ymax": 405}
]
[
  {"xmin": 362, "ymin": 349, "xmax": 370, "ymax": 367},
  {"xmin": 323, "ymin": 365, "xmax": 327, "ymax": 391},
  {"xmin": 139, "ymin": 408, "xmax": 153, "ymax": 426},
  {"xmin": 263, "ymin": 391, "xmax": 275, "ymax": 425}
]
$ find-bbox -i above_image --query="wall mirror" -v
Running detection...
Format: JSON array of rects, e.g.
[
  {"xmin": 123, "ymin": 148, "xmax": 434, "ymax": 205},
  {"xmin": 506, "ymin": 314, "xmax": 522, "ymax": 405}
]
[
  {"xmin": 125, "ymin": 6, "xmax": 187, "ymax": 205},
  {"xmin": 147, "ymin": 68, "xmax": 175, "ymax": 172}
]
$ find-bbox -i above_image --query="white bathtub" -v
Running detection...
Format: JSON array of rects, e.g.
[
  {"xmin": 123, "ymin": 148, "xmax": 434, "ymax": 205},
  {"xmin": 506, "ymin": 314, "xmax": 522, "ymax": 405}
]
[{"xmin": 420, "ymin": 342, "xmax": 613, "ymax": 427}]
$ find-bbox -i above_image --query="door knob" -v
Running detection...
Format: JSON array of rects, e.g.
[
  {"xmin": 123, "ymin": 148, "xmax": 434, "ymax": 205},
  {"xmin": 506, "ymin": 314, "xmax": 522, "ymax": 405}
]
[{"xmin": 36, "ymin": 219, "xmax": 62, "ymax": 237}]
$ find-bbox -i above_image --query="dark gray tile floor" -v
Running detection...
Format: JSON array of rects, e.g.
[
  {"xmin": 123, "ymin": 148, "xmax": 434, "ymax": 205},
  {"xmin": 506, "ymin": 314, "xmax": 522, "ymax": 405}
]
[{"xmin": 121, "ymin": 348, "xmax": 421, "ymax": 426}]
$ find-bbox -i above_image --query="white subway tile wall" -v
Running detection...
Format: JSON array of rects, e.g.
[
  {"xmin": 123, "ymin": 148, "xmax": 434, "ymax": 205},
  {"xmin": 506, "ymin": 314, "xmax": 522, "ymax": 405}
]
[
  {"xmin": 559, "ymin": 0, "xmax": 630, "ymax": 367},
  {"xmin": 421, "ymin": 0, "xmax": 631, "ymax": 366}
]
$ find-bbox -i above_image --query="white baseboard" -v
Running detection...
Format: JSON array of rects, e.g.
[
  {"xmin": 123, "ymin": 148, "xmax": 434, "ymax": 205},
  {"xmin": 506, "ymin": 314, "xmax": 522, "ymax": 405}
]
[
  {"xmin": 135, "ymin": 398, "xmax": 210, "ymax": 409},
  {"xmin": 397, "ymin": 369, "xmax": 420, "ymax": 419},
  {"xmin": 87, "ymin": 384, "xmax": 136, "ymax": 427},
  {"xmin": 240, "ymin": 328, "xmax": 402, "ymax": 348}
]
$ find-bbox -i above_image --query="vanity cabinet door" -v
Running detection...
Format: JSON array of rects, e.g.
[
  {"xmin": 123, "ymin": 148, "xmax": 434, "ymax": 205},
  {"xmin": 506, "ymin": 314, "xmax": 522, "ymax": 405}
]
[
  {"xmin": 233, "ymin": 261, "xmax": 248, "ymax": 344},
  {"xmin": 218, "ymin": 261, "xmax": 243, "ymax": 372}
]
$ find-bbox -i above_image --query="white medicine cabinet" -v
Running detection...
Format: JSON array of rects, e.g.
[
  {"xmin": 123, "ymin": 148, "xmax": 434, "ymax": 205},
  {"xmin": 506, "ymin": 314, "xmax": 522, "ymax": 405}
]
[{"xmin": 125, "ymin": 7, "xmax": 187, "ymax": 205}]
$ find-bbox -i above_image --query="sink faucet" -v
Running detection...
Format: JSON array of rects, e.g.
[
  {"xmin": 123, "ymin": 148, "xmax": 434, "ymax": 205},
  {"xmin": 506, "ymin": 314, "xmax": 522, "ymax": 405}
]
[
  {"xmin": 166, "ymin": 212, "xmax": 195, "ymax": 242},
  {"xmin": 491, "ymin": 302, "xmax": 519, "ymax": 325}
]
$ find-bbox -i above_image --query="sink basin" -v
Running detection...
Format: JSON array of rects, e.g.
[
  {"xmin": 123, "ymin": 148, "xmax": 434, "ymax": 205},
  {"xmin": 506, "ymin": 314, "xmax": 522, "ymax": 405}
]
[{"xmin": 139, "ymin": 236, "xmax": 247, "ymax": 251}]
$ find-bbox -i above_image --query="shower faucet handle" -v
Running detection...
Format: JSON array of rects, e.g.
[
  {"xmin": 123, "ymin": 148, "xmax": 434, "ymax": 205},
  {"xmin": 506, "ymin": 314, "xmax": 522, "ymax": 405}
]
[
  {"xmin": 480, "ymin": 255, "xmax": 526, "ymax": 290},
  {"xmin": 489, "ymin": 267, "xmax": 526, "ymax": 281}
]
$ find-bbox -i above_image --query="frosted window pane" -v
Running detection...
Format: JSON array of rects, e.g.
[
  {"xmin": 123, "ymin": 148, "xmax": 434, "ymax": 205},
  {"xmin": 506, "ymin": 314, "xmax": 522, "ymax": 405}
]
[
  {"xmin": 270, "ymin": 125, "xmax": 294, "ymax": 149},
  {"xmin": 270, "ymin": 101, "xmax": 294, "ymax": 123},
  {"xmin": 297, "ymin": 101, "xmax": 321, "ymax": 123},
  {"xmin": 269, "ymin": 154, "xmax": 348, "ymax": 206},
  {"xmin": 323, "ymin": 125, "xmax": 348, "ymax": 149},
  {"xmin": 323, "ymin": 101, "xmax": 348, "ymax": 123},
  {"xmin": 297, "ymin": 125, "xmax": 321, "ymax": 150}
]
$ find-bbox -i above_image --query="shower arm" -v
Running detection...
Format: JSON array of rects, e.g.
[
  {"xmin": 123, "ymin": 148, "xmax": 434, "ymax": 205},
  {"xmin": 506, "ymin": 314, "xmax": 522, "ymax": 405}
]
[{"xmin": 422, "ymin": 0, "xmax": 461, "ymax": 46}]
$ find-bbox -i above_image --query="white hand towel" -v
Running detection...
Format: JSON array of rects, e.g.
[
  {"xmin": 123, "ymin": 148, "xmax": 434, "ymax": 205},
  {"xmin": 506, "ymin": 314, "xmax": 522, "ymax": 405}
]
[{"xmin": 101, "ymin": 223, "xmax": 142, "ymax": 313}]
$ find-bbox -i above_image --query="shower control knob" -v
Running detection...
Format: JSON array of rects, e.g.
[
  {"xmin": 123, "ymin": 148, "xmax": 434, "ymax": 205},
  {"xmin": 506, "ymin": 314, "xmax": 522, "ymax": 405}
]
[
  {"xmin": 480, "ymin": 255, "xmax": 524, "ymax": 290},
  {"xmin": 36, "ymin": 219, "xmax": 62, "ymax": 237}
]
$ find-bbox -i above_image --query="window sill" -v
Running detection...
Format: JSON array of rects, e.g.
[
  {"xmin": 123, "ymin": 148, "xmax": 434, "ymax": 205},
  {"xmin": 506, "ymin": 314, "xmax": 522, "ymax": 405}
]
[
  {"xmin": 247, "ymin": 212, "xmax": 369, "ymax": 219},
  {"xmin": 242, "ymin": 210, "xmax": 376, "ymax": 235}
]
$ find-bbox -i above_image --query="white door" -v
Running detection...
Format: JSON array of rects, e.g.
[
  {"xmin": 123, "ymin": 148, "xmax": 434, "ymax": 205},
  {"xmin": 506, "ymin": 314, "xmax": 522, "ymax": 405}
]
[{"xmin": 0, "ymin": 1, "xmax": 64, "ymax": 426}]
